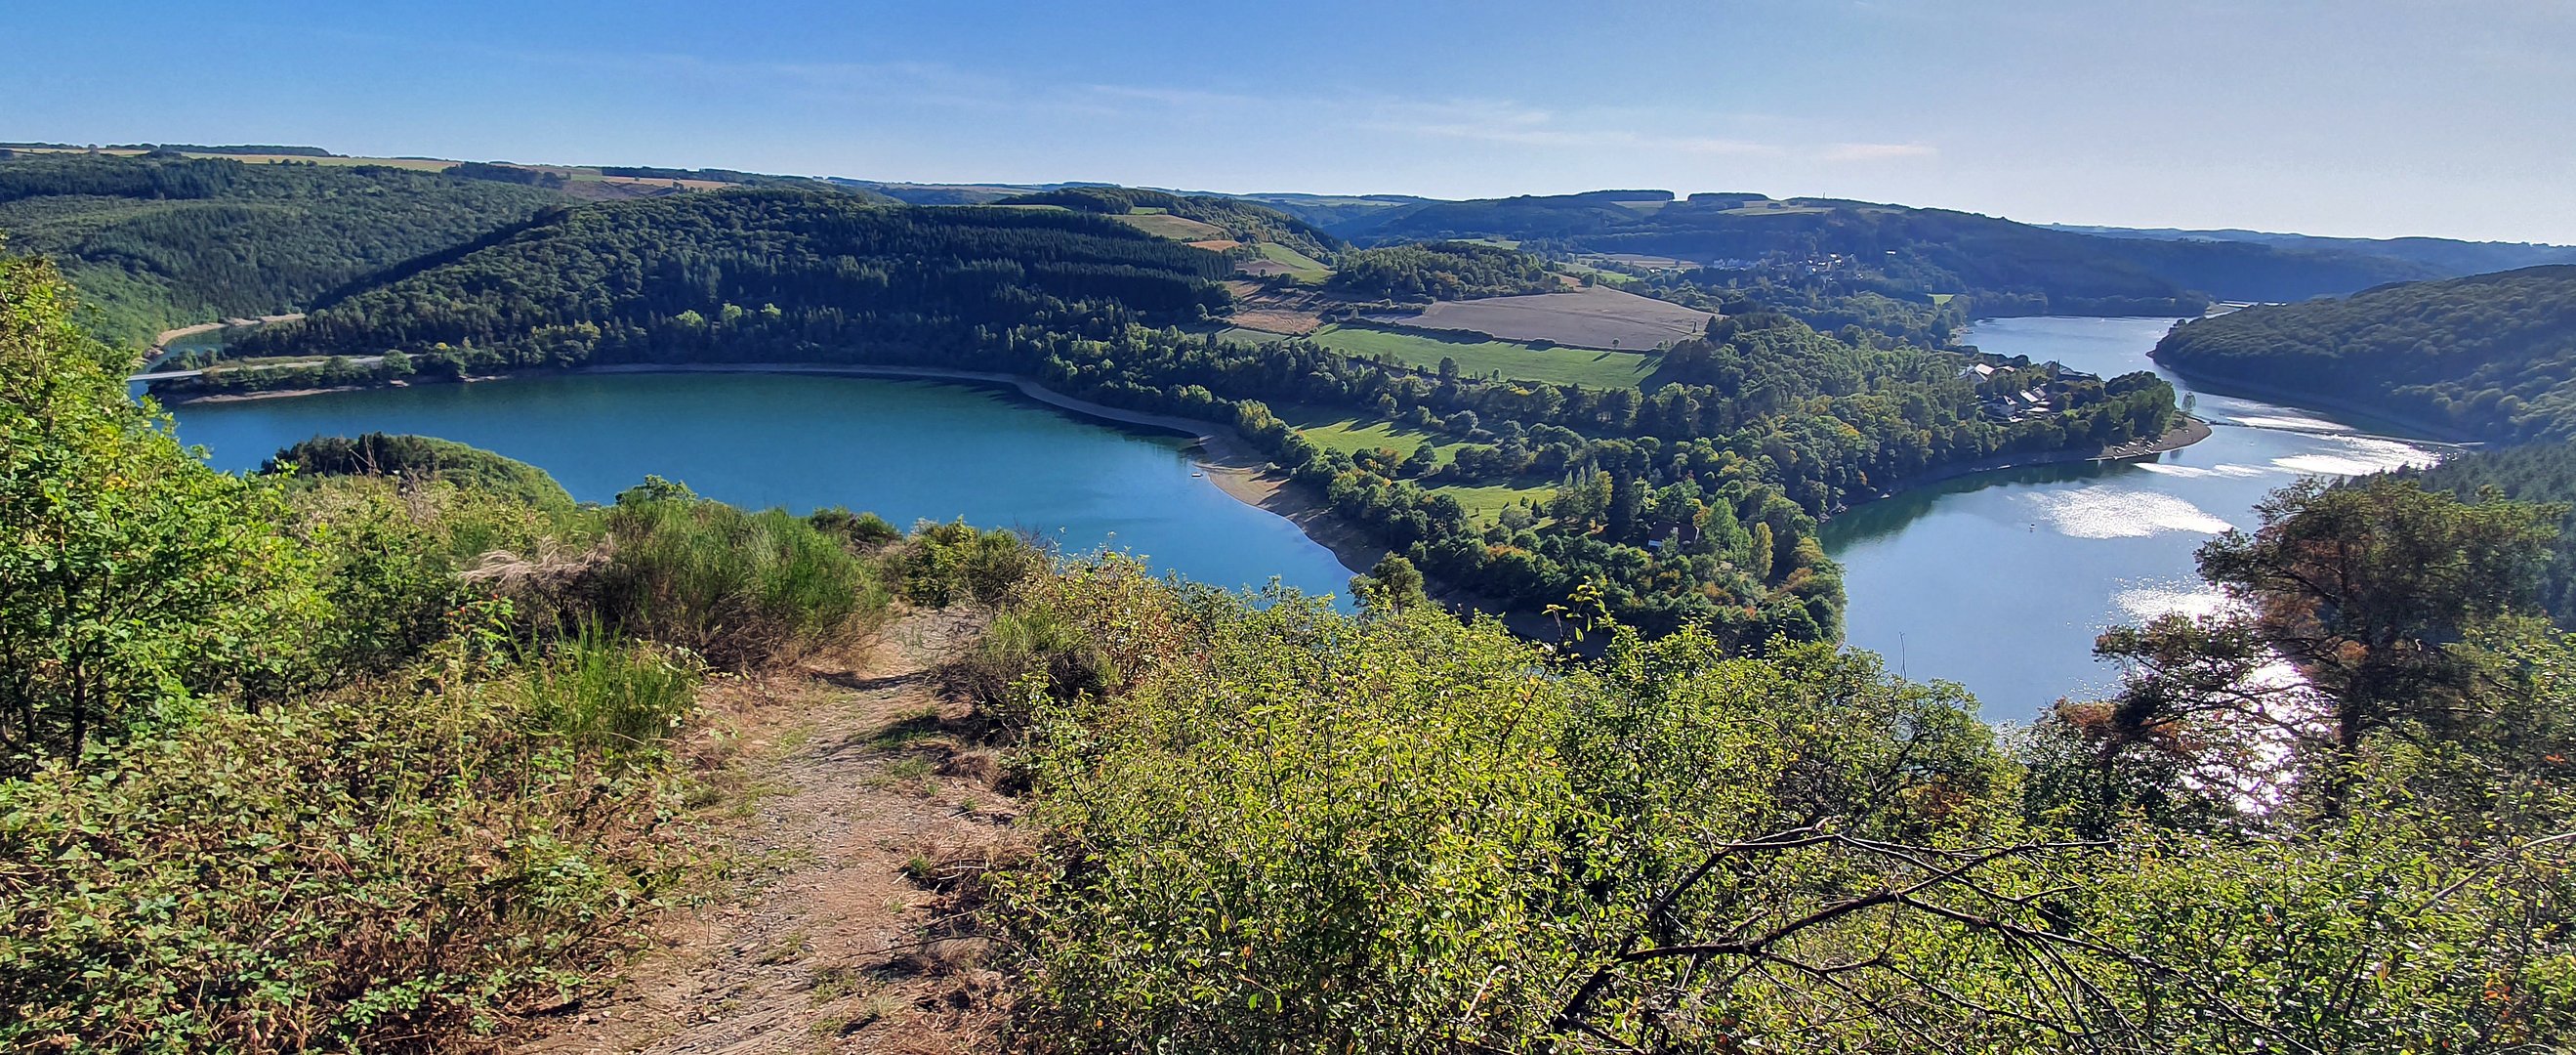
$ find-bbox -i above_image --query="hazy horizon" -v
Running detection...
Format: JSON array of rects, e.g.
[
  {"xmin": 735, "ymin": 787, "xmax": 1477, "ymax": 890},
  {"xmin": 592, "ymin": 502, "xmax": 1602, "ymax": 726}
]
[{"xmin": 9, "ymin": 0, "xmax": 2572, "ymax": 243}]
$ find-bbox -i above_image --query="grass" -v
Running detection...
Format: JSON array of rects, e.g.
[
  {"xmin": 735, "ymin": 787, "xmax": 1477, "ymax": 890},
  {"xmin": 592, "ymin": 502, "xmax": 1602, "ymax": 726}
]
[
  {"xmin": 1429, "ymin": 483, "xmax": 1553, "ymax": 524},
  {"xmin": 1930, "ymin": 293, "xmax": 1957, "ymax": 306},
  {"xmin": 1308, "ymin": 322, "xmax": 1658, "ymax": 389},
  {"xmin": 1280, "ymin": 408, "xmax": 1557, "ymax": 524},
  {"xmin": 1211, "ymin": 326, "xmax": 1292, "ymax": 346},
  {"xmin": 1553, "ymin": 262, "xmax": 1639, "ymax": 287},
  {"xmin": 1281, "ymin": 408, "xmax": 1467, "ymax": 465},
  {"xmin": 1253, "ymin": 242, "xmax": 1332, "ymax": 281},
  {"xmin": 1113, "ymin": 211, "xmax": 1228, "ymax": 241}
]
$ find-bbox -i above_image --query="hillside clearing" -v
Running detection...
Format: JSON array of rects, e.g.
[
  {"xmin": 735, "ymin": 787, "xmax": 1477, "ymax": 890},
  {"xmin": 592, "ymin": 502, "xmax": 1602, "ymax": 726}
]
[
  {"xmin": 1309, "ymin": 322, "xmax": 1658, "ymax": 388},
  {"xmin": 1364, "ymin": 285, "xmax": 1714, "ymax": 350},
  {"xmin": 1283, "ymin": 408, "xmax": 1467, "ymax": 464},
  {"xmin": 1112, "ymin": 211, "xmax": 1228, "ymax": 240}
]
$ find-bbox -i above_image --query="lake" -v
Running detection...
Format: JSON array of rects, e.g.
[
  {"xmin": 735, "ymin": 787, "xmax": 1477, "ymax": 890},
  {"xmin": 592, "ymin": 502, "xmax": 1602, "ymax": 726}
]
[
  {"xmin": 169, "ymin": 372, "xmax": 1361, "ymax": 604},
  {"xmin": 168, "ymin": 320, "xmax": 2437, "ymax": 719},
  {"xmin": 1823, "ymin": 316, "xmax": 2443, "ymax": 721}
]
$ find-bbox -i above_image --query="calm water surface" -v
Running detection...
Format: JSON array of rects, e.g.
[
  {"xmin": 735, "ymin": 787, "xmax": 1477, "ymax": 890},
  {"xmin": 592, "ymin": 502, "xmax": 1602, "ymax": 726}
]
[
  {"xmin": 1823, "ymin": 316, "xmax": 2444, "ymax": 721},
  {"xmin": 170, "ymin": 321, "xmax": 2437, "ymax": 717},
  {"xmin": 170, "ymin": 373, "xmax": 1359, "ymax": 604}
]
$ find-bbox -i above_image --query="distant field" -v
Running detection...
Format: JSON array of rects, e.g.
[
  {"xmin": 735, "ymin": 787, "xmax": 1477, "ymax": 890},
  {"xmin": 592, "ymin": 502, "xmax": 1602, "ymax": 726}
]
[
  {"xmin": 1211, "ymin": 326, "xmax": 1292, "ymax": 345},
  {"xmin": 1234, "ymin": 242, "xmax": 1331, "ymax": 283},
  {"xmin": 1721, "ymin": 203, "xmax": 1831, "ymax": 216},
  {"xmin": 1429, "ymin": 483, "xmax": 1552, "ymax": 524},
  {"xmin": 1929, "ymin": 293, "xmax": 1957, "ymax": 306},
  {"xmin": 1365, "ymin": 286, "xmax": 1713, "ymax": 351},
  {"xmin": 1188, "ymin": 238, "xmax": 1242, "ymax": 252},
  {"xmin": 1457, "ymin": 237, "xmax": 1522, "ymax": 249},
  {"xmin": 1114, "ymin": 211, "xmax": 1228, "ymax": 241},
  {"xmin": 1309, "ymin": 323, "xmax": 1657, "ymax": 388},
  {"xmin": 1278, "ymin": 409, "xmax": 1555, "ymax": 523},
  {"xmin": 1283, "ymin": 409, "xmax": 1466, "ymax": 464}
]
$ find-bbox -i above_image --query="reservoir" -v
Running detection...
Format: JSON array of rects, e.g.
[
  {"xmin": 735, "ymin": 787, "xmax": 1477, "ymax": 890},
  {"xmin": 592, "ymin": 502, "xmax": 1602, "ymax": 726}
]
[
  {"xmin": 169, "ymin": 372, "xmax": 1361, "ymax": 605},
  {"xmin": 166, "ymin": 318, "xmax": 2438, "ymax": 720},
  {"xmin": 1823, "ymin": 316, "xmax": 2442, "ymax": 721}
]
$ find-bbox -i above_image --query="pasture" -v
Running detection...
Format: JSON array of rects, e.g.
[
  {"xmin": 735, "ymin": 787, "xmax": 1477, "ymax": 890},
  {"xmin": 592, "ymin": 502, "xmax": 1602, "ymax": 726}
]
[
  {"xmin": 1309, "ymin": 323, "xmax": 1658, "ymax": 389},
  {"xmin": 1364, "ymin": 285, "xmax": 1713, "ymax": 351},
  {"xmin": 1283, "ymin": 409, "xmax": 1466, "ymax": 465},
  {"xmin": 1114, "ymin": 211, "xmax": 1229, "ymax": 241},
  {"xmin": 1235, "ymin": 242, "xmax": 1331, "ymax": 283}
]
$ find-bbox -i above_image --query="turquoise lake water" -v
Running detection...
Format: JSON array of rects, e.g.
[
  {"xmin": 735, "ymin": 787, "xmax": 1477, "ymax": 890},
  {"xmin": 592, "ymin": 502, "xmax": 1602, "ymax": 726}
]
[
  {"xmin": 168, "ymin": 317, "xmax": 2441, "ymax": 718},
  {"xmin": 170, "ymin": 372, "xmax": 1361, "ymax": 606},
  {"xmin": 1822, "ymin": 316, "xmax": 2444, "ymax": 720}
]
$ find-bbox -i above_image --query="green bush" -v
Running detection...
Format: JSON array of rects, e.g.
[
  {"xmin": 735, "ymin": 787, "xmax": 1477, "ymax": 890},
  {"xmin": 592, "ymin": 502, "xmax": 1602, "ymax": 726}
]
[
  {"xmin": 595, "ymin": 495, "xmax": 891, "ymax": 667},
  {"xmin": 0, "ymin": 625, "xmax": 690, "ymax": 1052},
  {"xmin": 890, "ymin": 520, "xmax": 1044, "ymax": 609}
]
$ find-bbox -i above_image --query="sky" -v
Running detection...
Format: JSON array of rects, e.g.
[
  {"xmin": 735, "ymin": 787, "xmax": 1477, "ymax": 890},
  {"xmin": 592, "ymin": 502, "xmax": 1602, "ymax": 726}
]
[{"xmin": 6, "ymin": 0, "xmax": 2573, "ymax": 242}]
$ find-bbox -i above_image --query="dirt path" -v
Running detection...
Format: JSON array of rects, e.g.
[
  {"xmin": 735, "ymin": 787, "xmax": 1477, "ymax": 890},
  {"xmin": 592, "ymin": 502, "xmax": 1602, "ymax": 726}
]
[{"xmin": 519, "ymin": 610, "xmax": 1016, "ymax": 1054}]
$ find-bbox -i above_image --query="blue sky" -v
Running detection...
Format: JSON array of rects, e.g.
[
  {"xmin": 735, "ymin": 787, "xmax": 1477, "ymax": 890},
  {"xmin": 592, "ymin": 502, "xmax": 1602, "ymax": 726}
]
[{"xmin": 7, "ymin": 1, "xmax": 2572, "ymax": 241}]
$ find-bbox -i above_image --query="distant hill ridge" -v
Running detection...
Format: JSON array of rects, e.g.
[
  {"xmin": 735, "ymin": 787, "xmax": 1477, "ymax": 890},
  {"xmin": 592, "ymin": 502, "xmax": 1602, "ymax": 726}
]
[{"xmin": 2153, "ymin": 264, "xmax": 2576, "ymax": 442}]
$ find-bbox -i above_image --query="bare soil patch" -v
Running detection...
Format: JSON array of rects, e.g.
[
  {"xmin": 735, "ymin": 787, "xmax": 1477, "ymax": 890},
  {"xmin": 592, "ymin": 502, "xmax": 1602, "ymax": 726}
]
[
  {"xmin": 1366, "ymin": 286, "xmax": 1714, "ymax": 350},
  {"xmin": 515, "ymin": 611, "xmax": 1018, "ymax": 1055},
  {"xmin": 1224, "ymin": 283, "xmax": 1330, "ymax": 335}
]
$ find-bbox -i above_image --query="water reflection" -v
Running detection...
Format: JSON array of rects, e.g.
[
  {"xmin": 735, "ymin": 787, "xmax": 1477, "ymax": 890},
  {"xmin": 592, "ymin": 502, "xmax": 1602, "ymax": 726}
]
[{"xmin": 1825, "ymin": 316, "xmax": 2441, "ymax": 720}]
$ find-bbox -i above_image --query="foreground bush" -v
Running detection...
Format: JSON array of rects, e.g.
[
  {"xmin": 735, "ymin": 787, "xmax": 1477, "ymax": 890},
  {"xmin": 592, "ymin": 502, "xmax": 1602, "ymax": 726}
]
[
  {"xmin": 986, "ymin": 560, "xmax": 2576, "ymax": 1052},
  {"xmin": 0, "ymin": 622, "xmax": 697, "ymax": 1051},
  {"xmin": 595, "ymin": 494, "xmax": 892, "ymax": 667}
]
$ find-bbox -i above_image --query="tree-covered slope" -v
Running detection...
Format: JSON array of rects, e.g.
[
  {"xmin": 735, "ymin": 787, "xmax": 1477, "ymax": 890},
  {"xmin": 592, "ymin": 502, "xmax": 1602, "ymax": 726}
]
[
  {"xmin": 0, "ymin": 152, "xmax": 565, "ymax": 345},
  {"xmin": 268, "ymin": 433, "xmax": 576, "ymax": 512},
  {"xmin": 995, "ymin": 186, "xmax": 1341, "ymax": 261},
  {"xmin": 235, "ymin": 187, "xmax": 1233, "ymax": 370},
  {"xmin": 1325, "ymin": 240, "xmax": 1556, "ymax": 301},
  {"xmin": 2153, "ymin": 265, "xmax": 2576, "ymax": 441},
  {"xmin": 1356, "ymin": 190, "xmax": 2437, "ymax": 310}
]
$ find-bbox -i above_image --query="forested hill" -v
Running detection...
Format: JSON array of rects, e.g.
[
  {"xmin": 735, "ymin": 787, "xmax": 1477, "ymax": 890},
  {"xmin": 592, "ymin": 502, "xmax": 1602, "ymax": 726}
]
[
  {"xmin": 2153, "ymin": 265, "xmax": 2576, "ymax": 442},
  {"xmin": 994, "ymin": 186, "xmax": 1341, "ymax": 260},
  {"xmin": 0, "ymin": 152, "xmax": 565, "ymax": 345},
  {"xmin": 234, "ymin": 187, "xmax": 1232, "ymax": 370},
  {"xmin": 1342, "ymin": 190, "xmax": 2438, "ymax": 310}
]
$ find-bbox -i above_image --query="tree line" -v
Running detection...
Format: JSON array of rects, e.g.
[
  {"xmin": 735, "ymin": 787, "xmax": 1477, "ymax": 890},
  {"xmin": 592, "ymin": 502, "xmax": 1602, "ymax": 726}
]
[{"xmin": 2154, "ymin": 264, "xmax": 2576, "ymax": 442}]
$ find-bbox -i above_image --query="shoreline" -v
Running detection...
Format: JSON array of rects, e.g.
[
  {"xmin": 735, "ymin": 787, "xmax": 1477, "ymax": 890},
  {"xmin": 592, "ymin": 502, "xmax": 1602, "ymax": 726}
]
[
  {"xmin": 2148, "ymin": 359, "xmax": 2485, "ymax": 446},
  {"xmin": 157, "ymin": 362, "xmax": 2224, "ymax": 604},
  {"xmin": 1836, "ymin": 414, "xmax": 2215, "ymax": 515}
]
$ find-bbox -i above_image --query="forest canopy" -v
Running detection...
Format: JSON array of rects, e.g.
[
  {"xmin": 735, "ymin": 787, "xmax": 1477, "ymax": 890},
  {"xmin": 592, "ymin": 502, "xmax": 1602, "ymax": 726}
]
[
  {"xmin": 2152, "ymin": 265, "xmax": 2576, "ymax": 442},
  {"xmin": 0, "ymin": 152, "xmax": 565, "ymax": 345}
]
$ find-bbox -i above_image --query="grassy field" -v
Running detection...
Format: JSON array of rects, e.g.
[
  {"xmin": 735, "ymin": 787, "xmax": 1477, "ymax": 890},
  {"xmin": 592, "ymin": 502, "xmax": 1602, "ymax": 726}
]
[
  {"xmin": 1212, "ymin": 326, "xmax": 1292, "ymax": 346},
  {"xmin": 1114, "ymin": 211, "xmax": 1229, "ymax": 241},
  {"xmin": 1929, "ymin": 293, "xmax": 1957, "ymax": 306},
  {"xmin": 1250, "ymin": 242, "xmax": 1331, "ymax": 281},
  {"xmin": 1309, "ymin": 323, "xmax": 1658, "ymax": 389},
  {"xmin": 1282, "ymin": 408, "xmax": 1467, "ymax": 464},
  {"xmin": 1429, "ymin": 483, "xmax": 1552, "ymax": 523},
  {"xmin": 1553, "ymin": 261, "xmax": 1640, "ymax": 287},
  {"xmin": 1280, "ymin": 407, "xmax": 1557, "ymax": 524}
]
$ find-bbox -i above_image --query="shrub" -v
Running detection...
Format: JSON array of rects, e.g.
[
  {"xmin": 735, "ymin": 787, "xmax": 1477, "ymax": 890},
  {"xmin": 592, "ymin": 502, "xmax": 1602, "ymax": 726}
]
[
  {"xmin": 890, "ymin": 520, "xmax": 1044, "ymax": 609},
  {"xmin": 594, "ymin": 496, "xmax": 890, "ymax": 667},
  {"xmin": 0, "ymin": 626, "xmax": 690, "ymax": 1052}
]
